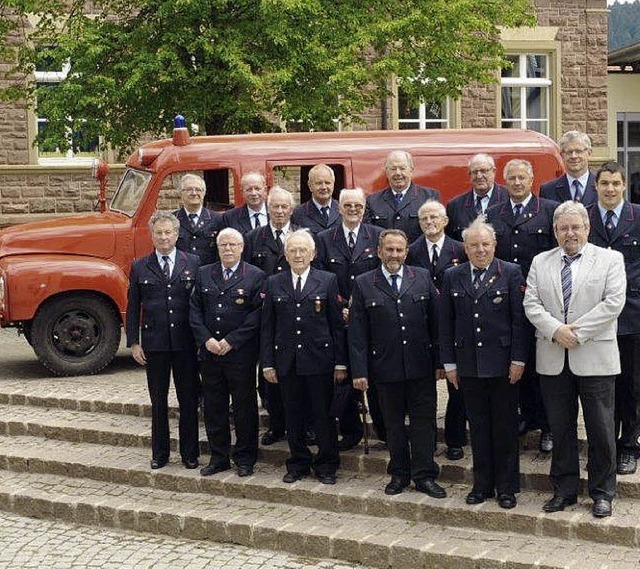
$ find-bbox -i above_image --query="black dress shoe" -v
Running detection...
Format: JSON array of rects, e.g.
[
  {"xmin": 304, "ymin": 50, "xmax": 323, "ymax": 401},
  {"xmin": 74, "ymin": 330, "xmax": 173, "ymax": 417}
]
[
  {"xmin": 592, "ymin": 498, "xmax": 612, "ymax": 518},
  {"xmin": 261, "ymin": 430, "xmax": 285, "ymax": 446},
  {"xmin": 237, "ymin": 465, "xmax": 254, "ymax": 477},
  {"xmin": 446, "ymin": 447, "xmax": 464, "ymax": 461},
  {"xmin": 384, "ymin": 477, "xmax": 409, "ymax": 495},
  {"xmin": 498, "ymin": 493, "xmax": 517, "ymax": 509},
  {"xmin": 542, "ymin": 495, "xmax": 577, "ymax": 513},
  {"xmin": 182, "ymin": 459, "xmax": 199, "ymax": 469},
  {"xmin": 150, "ymin": 458, "xmax": 168, "ymax": 470},
  {"xmin": 200, "ymin": 462, "xmax": 231, "ymax": 477},
  {"xmin": 617, "ymin": 453, "xmax": 637, "ymax": 475},
  {"xmin": 465, "ymin": 491, "xmax": 494, "ymax": 505},
  {"xmin": 316, "ymin": 473, "xmax": 337, "ymax": 485},
  {"xmin": 539, "ymin": 431, "xmax": 553, "ymax": 453},
  {"xmin": 414, "ymin": 478, "xmax": 447, "ymax": 499},
  {"xmin": 283, "ymin": 471, "xmax": 308, "ymax": 483},
  {"xmin": 338, "ymin": 436, "xmax": 362, "ymax": 452}
]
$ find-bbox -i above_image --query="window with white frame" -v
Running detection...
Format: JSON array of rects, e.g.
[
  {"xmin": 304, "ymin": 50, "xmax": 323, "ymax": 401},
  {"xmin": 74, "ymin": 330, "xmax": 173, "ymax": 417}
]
[
  {"xmin": 501, "ymin": 54, "xmax": 551, "ymax": 135},
  {"xmin": 397, "ymin": 88, "xmax": 450, "ymax": 129},
  {"xmin": 35, "ymin": 56, "xmax": 99, "ymax": 164}
]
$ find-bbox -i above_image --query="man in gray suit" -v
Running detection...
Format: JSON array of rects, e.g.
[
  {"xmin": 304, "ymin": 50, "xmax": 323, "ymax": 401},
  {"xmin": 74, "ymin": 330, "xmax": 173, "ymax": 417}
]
[{"xmin": 524, "ymin": 201, "xmax": 626, "ymax": 519}]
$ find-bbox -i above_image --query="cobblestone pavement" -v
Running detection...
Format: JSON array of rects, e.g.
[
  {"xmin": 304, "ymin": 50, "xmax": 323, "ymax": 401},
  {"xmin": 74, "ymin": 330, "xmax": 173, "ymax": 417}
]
[{"xmin": 0, "ymin": 510, "xmax": 367, "ymax": 569}]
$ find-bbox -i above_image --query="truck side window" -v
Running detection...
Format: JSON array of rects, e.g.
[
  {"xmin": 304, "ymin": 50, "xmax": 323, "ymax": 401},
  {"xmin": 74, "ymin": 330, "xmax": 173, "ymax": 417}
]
[{"xmin": 159, "ymin": 169, "xmax": 236, "ymax": 213}]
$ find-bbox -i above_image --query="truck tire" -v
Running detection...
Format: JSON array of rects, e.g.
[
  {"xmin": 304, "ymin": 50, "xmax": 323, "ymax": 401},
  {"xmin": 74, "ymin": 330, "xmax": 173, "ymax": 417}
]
[{"xmin": 31, "ymin": 293, "xmax": 121, "ymax": 376}]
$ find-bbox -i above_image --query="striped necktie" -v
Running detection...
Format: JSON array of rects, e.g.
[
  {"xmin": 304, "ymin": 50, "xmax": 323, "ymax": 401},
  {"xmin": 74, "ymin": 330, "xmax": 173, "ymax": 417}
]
[{"xmin": 562, "ymin": 254, "xmax": 581, "ymax": 322}]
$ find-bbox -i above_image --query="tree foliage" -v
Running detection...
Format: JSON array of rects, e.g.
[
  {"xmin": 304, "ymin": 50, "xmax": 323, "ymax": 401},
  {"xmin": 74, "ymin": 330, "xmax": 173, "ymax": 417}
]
[
  {"xmin": 609, "ymin": 1, "xmax": 640, "ymax": 51},
  {"xmin": 0, "ymin": 0, "xmax": 535, "ymax": 153}
]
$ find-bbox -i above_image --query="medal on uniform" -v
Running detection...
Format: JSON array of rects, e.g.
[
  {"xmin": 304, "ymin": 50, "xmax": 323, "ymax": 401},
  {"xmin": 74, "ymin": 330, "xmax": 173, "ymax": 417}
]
[
  {"xmin": 314, "ymin": 296, "xmax": 323, "ymax": 313},
  {"xmin": 493, "ymin": 290, "xmax": 503, "ymax": 304},
  {"xmin": 236, "ymin": 289, "xmax": 245, "ymax": 305}
]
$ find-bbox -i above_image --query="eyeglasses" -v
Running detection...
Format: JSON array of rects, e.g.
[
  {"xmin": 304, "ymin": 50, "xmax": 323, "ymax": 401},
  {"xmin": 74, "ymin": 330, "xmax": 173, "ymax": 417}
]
[
  {"xmin": 342, "ymin": 203, "xmax": 364, "ymax": 210},
  {"xmin": 181, "ymin": 187, "xmax": 204, "ymax": 193},
  {"xmin": 218, "ymin": 242, "xmax": 242, "ymax": 249}
]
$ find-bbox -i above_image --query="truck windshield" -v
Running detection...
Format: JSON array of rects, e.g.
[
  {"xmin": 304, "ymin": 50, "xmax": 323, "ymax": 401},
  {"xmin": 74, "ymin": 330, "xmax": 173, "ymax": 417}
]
[{"xmin": 110, "ymin": 168, "xmax": 152, "ymax": 216}]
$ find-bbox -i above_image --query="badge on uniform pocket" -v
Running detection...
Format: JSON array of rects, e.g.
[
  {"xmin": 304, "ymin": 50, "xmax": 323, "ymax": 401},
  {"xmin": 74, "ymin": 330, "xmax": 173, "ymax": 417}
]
[
  {"xmin": 236, "ymin": 289, "xmax": 245, "ymax": 305},
  {"xmin": 314, "ymin": 297, "xmax": 324, "ymax": 313}
]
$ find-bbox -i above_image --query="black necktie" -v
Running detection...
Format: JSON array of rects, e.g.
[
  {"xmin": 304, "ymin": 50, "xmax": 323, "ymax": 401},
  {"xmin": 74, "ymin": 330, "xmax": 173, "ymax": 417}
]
[
  {"xmin": 472, "ymin": 268, "xmax": 485, "ymax": 290},
  {"xmin": 605, "ymin": 210, "xmax": 616, "ymax": 241},
  {"xmin": 390, "ymin": 274, "xmax": 400, "ymax": 294},
  {"xmin": 295, "ymin": 275, "xmax": 302, "ymax": 299},
  {"xmin": 513, "ymin": 204, "xmax": 522, "ymax": 218},
  {"xmin": 188, "ymin": 213, "xmax": 197, "ymax": 228},
  {"xmin": 348, "ymin": 231, "xmax": 356, "ymax": 250},
  {"xmin": 474, "ymin": 195, "xmax": 483, "ymax": 215},
  {"xmin": 275, "ymin": 229, "xmax": 283, "ymax": 252},
  {"xmin": 572, "ymin": 180, "xmax": 583, "ymax": 202},
  {"xmin": 394, "ymin": 192, "xmax": 403, "ymax": 208},
  {"xmin": 223, "ymin": 267, "xmax": 233, "ymax": 280},
  {"xmin": 253, "ymin": 212, "xmax": 261, "ymax": 229},
  {"xmin": 161, "ymin": 255, "xmax": 171, "ymax": 280},
  {"xmin": 431, "ymin": 243, "xmax": 439, "ymax": 272},
  {"xmin": 321, "ymin": 206, "xmax": 330, "ymax": 224}
]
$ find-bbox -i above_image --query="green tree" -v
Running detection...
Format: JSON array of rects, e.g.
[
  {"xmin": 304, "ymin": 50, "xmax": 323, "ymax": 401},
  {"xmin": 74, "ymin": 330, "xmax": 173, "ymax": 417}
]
[{"xmin": 1, "ymin": 0, "xmax": 535, "ymax": 154}]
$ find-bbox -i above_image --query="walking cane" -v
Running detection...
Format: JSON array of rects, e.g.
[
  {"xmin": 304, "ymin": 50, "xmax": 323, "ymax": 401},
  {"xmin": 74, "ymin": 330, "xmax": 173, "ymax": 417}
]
[{"xmin": 360, "ymin": 390, "xmax": 370, "ymax": 455}]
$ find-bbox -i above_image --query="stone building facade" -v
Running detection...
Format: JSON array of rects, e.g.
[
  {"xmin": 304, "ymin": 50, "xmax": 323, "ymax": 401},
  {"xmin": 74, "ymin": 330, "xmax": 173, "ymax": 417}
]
[{"xmin": 0, "ymin": 0, "xmax": 609, "ymax": 223}]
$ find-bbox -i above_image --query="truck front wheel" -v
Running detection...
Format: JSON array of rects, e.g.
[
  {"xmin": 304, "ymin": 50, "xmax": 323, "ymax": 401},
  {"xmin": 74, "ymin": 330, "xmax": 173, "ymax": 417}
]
[{"xmin": 31, "ymin": 293, "xmax": 121, "ymax": 376}]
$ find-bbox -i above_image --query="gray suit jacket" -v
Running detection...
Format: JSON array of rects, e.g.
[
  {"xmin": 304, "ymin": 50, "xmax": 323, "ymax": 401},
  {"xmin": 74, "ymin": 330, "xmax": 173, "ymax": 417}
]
[{"xmin": 523, "ymin": 243, "xmax": 626, "ymax": 376}]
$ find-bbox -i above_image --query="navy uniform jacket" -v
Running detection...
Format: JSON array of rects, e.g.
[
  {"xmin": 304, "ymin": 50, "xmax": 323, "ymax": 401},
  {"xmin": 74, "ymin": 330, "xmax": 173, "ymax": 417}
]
[
  {"xmin": 588, "ymin": 201, "xmax": 640, "ymax": 335},
  {"xmin": 173, "ymin": 207, "xmax": 224, "ymax": 265},
  {"xmin": 126, "ymin": 251, "xmax": 200, "ymax": 352},
  {"xmin": 315, "ymin": 223, "xmax": 383, "ymax": 300},
  {"xmin": 439, "ymin": 259, "xmax": 528, "ymax": 377},
  {"xmin": 349, "ymin": 265, "xmax": 439, "ymax": 384},
  {"xmin": 486, "ymin": 195, "xmax": 558, "ymax": 278},
  {"xmin": 189, "ymin": 261, "xmax": 266, "ymax": 363},
  {"xmin": 291, "ymin": 199, "xmax": 341, "ymax": 235},
  {"xmin": 406, "ymin": 235, "xmax": 467, "ymax": 291},
  {"xmin": 364, "ymin": 183, "xmax": 441, "ymax": 243},
  {"xmin": 540, "ymin": 172, "xmax": 597, "ymax": 206},
  {"xmin": 222, "ymin": 204, "xmax": 268, "ymax": 235},
  {"xmin": 261, "ymin": 269, "xmax": 347, "ymax": 377},
  {"xmin": 243, "ymin": 224, "xmax": 299, "ymax": 275},
  {"xmin": 445, "ymin": 184, "xmax": 509, "ymax": 242}
]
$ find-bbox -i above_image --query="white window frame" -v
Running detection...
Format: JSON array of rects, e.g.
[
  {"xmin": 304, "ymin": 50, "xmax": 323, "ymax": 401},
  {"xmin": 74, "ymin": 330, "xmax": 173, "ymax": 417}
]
[
  {"xmin": 501, "ymin": 53, "xmax": 551, "ymax": 134},
  {"xmin": 397, "ymin": 97, "xmax": 452, "ymax": 130}
]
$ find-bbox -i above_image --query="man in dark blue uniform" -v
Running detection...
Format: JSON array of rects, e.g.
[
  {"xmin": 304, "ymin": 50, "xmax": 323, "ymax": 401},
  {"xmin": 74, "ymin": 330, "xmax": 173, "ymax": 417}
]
[
  {"xmin": 173, "ymin": 173, "xmax": 224, "ymax": 265},
  {"xmin": 350, "ymin": 229, "xmax": 445, "ymax": 498},
  {"xmin": 126, "ymin": 211, "xmax": 200, "ymax": 470},
  {"xmin": 190, "ymin": 227, "xmax": 266, "ymax": 478},
  {"xmin": 446, "ymin": 153, "xmax": 508, "ymax": 242},
  {"xmin": 291, "ymin": 164, "xmax": 341, "ymax": 235},
  {"xmin": 261, "ymin": 230, "xmax": 347, "ymax": 484},
  {"xmin": 407, "ymin": 200, "xmax": 468, "ymax": 461},
  {"xmin": 486, "ymin": 159, "xmax": 558, "ymax": 452},
  {"xmin": 588, "ymin": 161, "xmax": 640, "ymax": 475},
  {"xmin": 365, "ymin": 151, "xmax": 440, "ymax": 243},
  {"xmin": 244, "ymin": 186, "xmax": 298, "ymax": 445},
  {"xmin": 440, "ymin": 218, "xmax": 527, "ymax": 509},
  {"xmin": 540, "ymin": 130, "xmax": 597, "ymax": 206},
  {"xmin": 222, "ymin": 172, "xmax": 269, "ymax": 234},
  {"xmin": 315, "ymin": 188, "xmax": 384, "ymax": 450}
]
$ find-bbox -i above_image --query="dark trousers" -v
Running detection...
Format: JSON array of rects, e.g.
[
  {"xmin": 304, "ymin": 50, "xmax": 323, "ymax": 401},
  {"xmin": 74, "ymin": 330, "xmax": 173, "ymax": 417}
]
[
  {"xmin": 332, "ymin": 375, "xmax": 364, "ymax": 444},
  {"xmin": 519, "ymin": 334, "xmax": 549, "ymax": 432},
  {"xmin": 540, "ymin": 366, "xmax": 616, "ymax": 501},
  {"xmin": 265, "ymin": 381, "xmax": 286, "ymax": 436},
  {"xmin": 376, "ymin": 378, "xmax": 439, "ymax": 482},
  {"xmin": 444, "ymin": 380, "xmax": 467, "ymax": 448},
  {"xmin": 460, "ymin": 375, "xmax": 520, "ymax": 495},
  {"xmin": 616, "ymin": 334, "xmax": 640, "ymax": 455},
  {"xmin": 367, "ymin": 381, "xmax": 386, "ymax": 442},
  {"xmin": 279, "ymin": 372, "xmax": 338, "ymax": 476},
  {"xmin": 145, "ymin": 350, "xmax": 200, "ymax": 462},
  {"xmin": 200, "ymin": 359, "xmax": 259, "ymax": 468}
]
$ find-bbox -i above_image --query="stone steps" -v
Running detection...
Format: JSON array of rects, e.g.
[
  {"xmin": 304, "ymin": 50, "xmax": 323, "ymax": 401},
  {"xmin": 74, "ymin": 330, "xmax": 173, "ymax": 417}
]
[{"xmin": 0, "ymin": 442, "xmax": 638, "ymax": 568}]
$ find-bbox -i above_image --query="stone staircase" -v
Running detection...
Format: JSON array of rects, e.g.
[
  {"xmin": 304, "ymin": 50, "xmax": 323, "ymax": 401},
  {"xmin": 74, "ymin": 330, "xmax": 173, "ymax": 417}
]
[{"xmin": 0, "ymin": 362, "xmax": 639, "ymax": 568}]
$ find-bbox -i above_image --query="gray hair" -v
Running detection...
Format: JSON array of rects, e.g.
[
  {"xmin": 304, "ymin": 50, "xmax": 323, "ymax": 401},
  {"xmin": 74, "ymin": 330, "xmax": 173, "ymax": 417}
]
[
  {"xmin": 418, "ymin": 199, "xmax": 446, "ymax": 218},
  {"xmin": 384, "ymin": 150, "xmax": 414, "ymax": 170},
  {"xmin": 339, "ymin": 187, "xmax": 366, "ymax": 205},
  {"xmin": 378, "ymin": 228, "xmax": 409, "ymax": 247},
  {"xmin": 503, "ymin": 159, "xmax": 533, "ymax": 180},
  {"xmin": 284, "ymin": 229, "xmax": 316, "ymax": 253},
  {"xmin": 553, "ymin": 201, "xmax": 589, "ymax": 229},
  {"xmin": 468, "ymin": 153, "xmax": 495, "ymax": 170},
  {"xmin": 180, "ymin": 173, "xmax": 206, "ymax": 192},
  {"xmin": 559, "ymin": 131, "xmax": 592, "ymax": 153},
  {"xmin": 216, "ymin": 227, "xmax": 244, "ymax": 245},
  {"xmin": 462, "ymin": 217, "xmax": 496, "ymax": 242},
  {"xmin": 309, "ymin": 164, "xmax": 335, "ymax": 183},
  {"xmin": 241, "ymin": 171, "xmax": 266, "ymax": 188},
  {"xmin": 267, "ymin": 185, "xmax": 294, "ymax": 206},
  {"xmin": 149, "ymin": 211, "xmax": 180, "ymax": 233}
]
